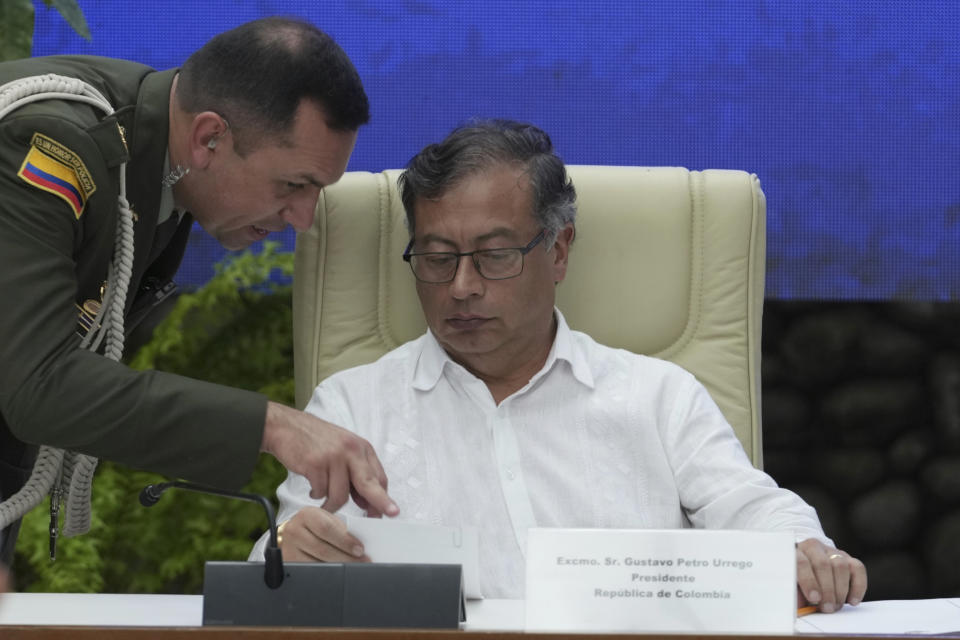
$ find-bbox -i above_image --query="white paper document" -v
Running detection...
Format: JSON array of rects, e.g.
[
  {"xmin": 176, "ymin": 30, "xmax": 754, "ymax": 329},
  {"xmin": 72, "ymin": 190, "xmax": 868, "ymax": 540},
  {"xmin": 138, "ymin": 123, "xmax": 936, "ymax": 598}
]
[
  {"xmin": 340, "ymin": 514, "xmax": 483, "ymax": 599},
  {"xmin": 796, "ymin": 598, "xmax": 960, "ymax": 635}
]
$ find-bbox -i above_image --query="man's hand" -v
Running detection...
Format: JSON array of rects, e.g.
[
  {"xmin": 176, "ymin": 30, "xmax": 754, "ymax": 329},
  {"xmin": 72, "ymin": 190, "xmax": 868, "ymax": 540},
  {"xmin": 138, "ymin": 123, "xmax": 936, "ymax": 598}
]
[
  {"xmin": 796, "ymin": 538, "xmax": 867, "ymax": 613},
  {"xmin": 277, "ymin": 507, "xmax": 370, "ymax": 562},
  {"xmin": 261, "ymin": 401, "xmax": 398, "ymax": 516}
]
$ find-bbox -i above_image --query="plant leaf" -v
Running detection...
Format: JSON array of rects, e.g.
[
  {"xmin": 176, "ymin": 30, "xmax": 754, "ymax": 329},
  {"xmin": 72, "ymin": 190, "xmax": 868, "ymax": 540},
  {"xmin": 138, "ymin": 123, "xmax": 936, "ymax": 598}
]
[{"xmin": 42, "ymin": 0, "xmax": 91, "ymax": 40}]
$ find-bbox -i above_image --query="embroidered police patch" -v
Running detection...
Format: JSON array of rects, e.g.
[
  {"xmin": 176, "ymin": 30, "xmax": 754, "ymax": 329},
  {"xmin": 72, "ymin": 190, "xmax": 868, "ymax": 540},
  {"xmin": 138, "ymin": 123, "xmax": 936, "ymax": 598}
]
[{"xmin": 17, "ymin": 133, "xmax": 96, "ymax": 219}]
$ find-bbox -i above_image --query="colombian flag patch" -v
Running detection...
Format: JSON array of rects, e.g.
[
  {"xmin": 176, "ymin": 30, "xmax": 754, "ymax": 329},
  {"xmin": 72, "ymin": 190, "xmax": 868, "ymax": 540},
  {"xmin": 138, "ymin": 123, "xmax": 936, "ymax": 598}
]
[{"xmin": 18, "ymin": 134, "xmax": 96, "ymax": 219}]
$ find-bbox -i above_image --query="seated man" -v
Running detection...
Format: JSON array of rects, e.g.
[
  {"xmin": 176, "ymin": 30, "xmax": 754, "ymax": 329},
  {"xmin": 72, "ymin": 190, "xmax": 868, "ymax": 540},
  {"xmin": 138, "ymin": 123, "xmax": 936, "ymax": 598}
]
[{"xmin": 251, "ymin": 120, "xmax": 867, "ymax": 611}]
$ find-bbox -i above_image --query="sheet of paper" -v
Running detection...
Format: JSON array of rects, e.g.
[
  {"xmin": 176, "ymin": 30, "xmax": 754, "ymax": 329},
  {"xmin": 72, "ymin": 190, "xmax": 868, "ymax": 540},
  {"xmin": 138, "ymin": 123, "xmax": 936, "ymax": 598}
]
[
  {"xmin": 340, "ymin": 514, "xmax": 482, "ymax": 599},
  {"xmin": 796, "ymin": 598, "xmax": 960, "ymax": 635}
]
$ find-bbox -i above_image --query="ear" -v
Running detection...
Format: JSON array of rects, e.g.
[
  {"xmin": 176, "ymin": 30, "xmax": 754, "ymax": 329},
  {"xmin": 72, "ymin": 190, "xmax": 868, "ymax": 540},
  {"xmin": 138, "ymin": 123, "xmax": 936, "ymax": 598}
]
[
  {"xmin": 550, "ymin": 224, "xmax": 575, "ymax": 284},
  {"xmin": 186, "ymin": 111, "xmax": 231, "ymax": 169}
]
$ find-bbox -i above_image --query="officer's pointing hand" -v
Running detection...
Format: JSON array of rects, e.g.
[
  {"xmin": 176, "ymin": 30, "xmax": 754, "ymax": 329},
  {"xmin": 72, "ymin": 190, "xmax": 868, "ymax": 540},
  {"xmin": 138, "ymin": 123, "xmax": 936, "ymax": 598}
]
[{"xmin": 261, "ymin": 401, "xmax": 398, "ymax": 516}]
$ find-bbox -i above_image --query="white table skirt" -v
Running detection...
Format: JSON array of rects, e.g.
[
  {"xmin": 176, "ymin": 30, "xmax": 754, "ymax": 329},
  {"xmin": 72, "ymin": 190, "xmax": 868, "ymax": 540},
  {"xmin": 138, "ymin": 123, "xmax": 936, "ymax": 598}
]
[{"xmin": 0, "ymin": 592, "xmax": 525, "ymax": 631}]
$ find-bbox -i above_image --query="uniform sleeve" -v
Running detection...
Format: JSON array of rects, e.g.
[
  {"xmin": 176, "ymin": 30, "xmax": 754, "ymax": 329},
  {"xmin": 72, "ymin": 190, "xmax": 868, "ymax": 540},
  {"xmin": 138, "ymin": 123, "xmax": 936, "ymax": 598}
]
[
  {"xmin": 0, "ymin": 113, "xmax": 265, "ymax": 490},
  {"xmin": 659, "ymin": 371, "xmax": 832, "ymax": 546}
]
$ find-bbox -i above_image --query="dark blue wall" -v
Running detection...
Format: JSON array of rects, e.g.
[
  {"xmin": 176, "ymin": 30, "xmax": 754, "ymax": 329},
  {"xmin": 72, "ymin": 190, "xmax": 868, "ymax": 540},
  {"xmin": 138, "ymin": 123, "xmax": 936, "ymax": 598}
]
[{"xmin": 33, "ymin": 1, "xmax": 960, "ymax": 300}]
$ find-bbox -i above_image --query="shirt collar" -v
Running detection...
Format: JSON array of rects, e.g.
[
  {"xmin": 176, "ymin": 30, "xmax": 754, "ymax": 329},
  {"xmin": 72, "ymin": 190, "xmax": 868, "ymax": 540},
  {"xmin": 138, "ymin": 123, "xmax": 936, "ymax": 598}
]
[
  {"xmin": 549, "ymin": 308, "xmax": 595, "ymax": 388},
  {"xmin": 411, "ymin": 308, "xmax": 595, "ymax": 392}
]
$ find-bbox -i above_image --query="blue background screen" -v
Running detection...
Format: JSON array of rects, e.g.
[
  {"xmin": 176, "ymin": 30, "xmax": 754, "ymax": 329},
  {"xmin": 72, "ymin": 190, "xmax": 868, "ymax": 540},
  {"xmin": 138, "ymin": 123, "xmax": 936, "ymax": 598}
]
[{"xmin": 32, "ymin": 1, "xmax": 960, "ymax": 300}]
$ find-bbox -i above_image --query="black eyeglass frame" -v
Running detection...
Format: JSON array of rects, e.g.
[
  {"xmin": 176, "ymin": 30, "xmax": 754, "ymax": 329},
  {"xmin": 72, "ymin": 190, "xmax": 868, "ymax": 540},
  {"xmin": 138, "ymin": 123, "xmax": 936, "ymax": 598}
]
[{"xmin": 402, "ymin": 229, "xmax": 547, "ymax": 283}]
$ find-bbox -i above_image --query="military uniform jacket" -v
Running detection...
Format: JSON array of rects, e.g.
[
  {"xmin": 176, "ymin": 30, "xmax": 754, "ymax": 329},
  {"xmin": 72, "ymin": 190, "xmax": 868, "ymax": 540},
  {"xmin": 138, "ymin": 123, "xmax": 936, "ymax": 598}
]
[{"xmin": 0, "ymin": 56, "xmax": 266, "ymax": 504}]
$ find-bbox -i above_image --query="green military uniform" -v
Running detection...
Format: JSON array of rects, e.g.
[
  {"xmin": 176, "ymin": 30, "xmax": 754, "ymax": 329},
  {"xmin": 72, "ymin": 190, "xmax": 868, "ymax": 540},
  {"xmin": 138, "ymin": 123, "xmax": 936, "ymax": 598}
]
[{"xmin": 0, "ymin": 56, "xmax": 266, "ymax": 560}]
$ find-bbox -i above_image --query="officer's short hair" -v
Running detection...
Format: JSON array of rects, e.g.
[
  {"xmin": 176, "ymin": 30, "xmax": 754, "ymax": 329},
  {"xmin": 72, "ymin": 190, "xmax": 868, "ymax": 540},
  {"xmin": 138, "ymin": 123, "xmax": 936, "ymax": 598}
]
[
  {"xmin": 398, "ymin": 119, "xmax": 577, "ymax": 245},
  {"xmin": 178, "ymin": 17, "xmax": 369, "ymax": 155}
]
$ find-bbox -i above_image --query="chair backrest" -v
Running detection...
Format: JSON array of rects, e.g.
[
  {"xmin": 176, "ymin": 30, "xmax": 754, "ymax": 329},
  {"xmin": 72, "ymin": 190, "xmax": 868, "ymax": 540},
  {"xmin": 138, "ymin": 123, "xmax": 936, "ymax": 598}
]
[{"xmin": 293, "ymin": 167, "xmax": 767, "ymax": 467}]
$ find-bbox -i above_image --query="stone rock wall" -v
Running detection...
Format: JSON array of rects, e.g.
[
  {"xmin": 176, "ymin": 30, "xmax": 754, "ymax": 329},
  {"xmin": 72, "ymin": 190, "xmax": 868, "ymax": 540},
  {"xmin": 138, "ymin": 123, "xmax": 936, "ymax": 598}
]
[{"xmin": 763, "ymin": 301, "xmax": 960, "ymax": 599}]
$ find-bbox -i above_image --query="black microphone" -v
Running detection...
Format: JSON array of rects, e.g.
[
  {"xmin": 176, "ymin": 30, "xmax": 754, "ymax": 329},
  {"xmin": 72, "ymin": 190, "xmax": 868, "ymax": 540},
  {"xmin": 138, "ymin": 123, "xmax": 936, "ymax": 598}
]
[{"xmin": 139, "ymin": 480, "xmax": 284, "ymax": 589}]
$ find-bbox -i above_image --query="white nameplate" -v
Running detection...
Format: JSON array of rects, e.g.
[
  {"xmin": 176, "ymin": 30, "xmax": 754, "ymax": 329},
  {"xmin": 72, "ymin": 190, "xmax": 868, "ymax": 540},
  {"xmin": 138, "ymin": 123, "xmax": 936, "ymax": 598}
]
[{"xmin": 525, "ymin": 529, "xmax": 795, "ymax": 633}]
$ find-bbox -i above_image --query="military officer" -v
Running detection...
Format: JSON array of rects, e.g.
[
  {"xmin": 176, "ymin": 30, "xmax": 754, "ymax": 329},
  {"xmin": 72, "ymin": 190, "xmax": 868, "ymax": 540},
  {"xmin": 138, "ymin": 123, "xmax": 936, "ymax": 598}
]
[{"xmin": 0, "ymin": 17, "xmax": 397, "ymax": 564}]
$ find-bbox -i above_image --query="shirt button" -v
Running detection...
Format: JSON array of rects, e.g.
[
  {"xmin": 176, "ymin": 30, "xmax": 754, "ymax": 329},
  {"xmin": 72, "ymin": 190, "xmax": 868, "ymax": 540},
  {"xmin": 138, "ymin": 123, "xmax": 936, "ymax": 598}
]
[{"xmin": 506, "ymin": 468, "xmax": 515, "ymax": 480}]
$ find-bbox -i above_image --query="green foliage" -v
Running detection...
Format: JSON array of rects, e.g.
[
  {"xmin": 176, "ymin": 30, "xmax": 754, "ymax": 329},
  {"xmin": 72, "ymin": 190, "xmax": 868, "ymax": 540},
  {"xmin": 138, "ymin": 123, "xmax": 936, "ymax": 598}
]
[
  {"xmin": 0, "ymin": 0, "xmax": 34, "ymax": 62},
  {"xmin": 0, "ymin": 0, "xmax": 89, "ymax": 62},
  {"xmin": 129, "ymin": 241, "xmax": 295, "ymax": 397},
  {"xmin": 13, "ymin": 244, "xmax": 294, "ymax": 594}
]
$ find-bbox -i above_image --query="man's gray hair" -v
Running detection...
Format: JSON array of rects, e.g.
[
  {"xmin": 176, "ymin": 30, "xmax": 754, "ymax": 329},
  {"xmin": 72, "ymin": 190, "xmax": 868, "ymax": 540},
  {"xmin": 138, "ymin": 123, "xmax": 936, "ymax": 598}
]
[{"xmin": 398, "ymin": 119, "xmax": 576, "ymax": 244}]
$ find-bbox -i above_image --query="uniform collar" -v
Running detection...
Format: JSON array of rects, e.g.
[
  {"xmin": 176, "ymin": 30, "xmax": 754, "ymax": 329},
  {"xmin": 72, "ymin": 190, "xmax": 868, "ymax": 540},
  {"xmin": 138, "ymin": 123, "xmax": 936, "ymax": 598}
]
[
  {"xmin": 124, "ymin": 68, "xmax": 177, "ymax": 227},
  {"xmin": 412, "ymin": 308, "xmax": 595, "ymax": 392},
  {"xmin": 157, "ymin": 150, "xmax": 187, "ymax": 225}
]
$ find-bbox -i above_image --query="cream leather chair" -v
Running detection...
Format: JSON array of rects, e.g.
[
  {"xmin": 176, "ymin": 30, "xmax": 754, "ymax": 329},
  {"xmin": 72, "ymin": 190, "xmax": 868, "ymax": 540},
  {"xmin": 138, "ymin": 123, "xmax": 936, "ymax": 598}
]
[{"xmin": 293, "ymin": 167, "xmax": 767, "ymax": 466}]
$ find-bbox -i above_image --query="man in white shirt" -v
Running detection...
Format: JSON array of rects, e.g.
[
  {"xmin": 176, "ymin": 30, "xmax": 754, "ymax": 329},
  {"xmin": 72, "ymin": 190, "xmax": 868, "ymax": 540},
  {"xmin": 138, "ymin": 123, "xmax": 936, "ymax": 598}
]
[{"xmin": 252, "ymin": 120, "xmax": 867, "ymax": 611}]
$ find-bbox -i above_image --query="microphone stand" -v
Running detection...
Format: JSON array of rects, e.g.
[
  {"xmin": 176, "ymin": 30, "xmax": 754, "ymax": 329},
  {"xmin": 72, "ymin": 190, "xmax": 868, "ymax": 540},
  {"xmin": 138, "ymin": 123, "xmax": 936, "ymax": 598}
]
[
  {"xmin": 139, "ymin": 480, "xmax": 284, "ymax": 589},
  {"xmin": 138, "ymin": 479, "xmax": 463, "ymax": 628}
]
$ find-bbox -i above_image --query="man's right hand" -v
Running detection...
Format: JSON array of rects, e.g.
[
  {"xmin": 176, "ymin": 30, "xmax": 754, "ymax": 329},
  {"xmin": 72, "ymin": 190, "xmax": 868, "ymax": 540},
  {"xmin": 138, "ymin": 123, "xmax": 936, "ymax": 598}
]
[
  {"xmin": 260, "ymin": 401, "xmax": 398, "ymax": 517},
  {"xmin": 277, "ymin": 507, "xmax": 369, "ymax": 563}
]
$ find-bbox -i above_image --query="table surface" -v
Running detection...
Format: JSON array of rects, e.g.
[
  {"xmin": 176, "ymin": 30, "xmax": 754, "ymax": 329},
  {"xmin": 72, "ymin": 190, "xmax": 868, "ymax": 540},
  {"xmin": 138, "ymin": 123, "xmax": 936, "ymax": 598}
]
[
  {"xmin": 0, "ymin": 594, "xmax": 523, "ymax": 630},
  {"xmin": 0, "ymin": 593, "xmax": 958, "ymax": 636}
]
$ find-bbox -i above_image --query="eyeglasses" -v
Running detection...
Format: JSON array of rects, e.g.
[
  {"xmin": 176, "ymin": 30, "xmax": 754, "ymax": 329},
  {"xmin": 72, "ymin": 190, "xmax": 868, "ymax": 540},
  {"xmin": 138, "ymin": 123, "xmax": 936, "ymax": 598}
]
[{"xmin": 402, "ymin": 230, "xmax": 546, "ymax": 284}]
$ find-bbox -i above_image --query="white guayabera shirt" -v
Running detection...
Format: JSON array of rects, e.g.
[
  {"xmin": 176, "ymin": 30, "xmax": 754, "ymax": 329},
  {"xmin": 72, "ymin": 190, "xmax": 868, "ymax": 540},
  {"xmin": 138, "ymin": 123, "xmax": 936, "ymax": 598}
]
[{"xmin": 251, "ymin": 310, "xmax": 829, "ymax": 599}]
